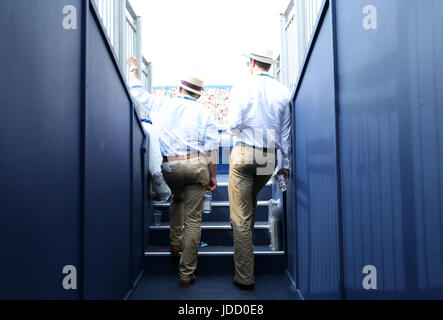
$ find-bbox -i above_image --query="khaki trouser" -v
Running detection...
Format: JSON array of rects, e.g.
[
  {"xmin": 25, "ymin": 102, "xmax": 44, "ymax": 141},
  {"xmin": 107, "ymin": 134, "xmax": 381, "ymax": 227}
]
[
  {"xmin": 161, "ymin": 157, "xmax": 210, "ymax": 281},
  {"xmin": 228, "ymin": 146, "xmax": 277, "ymax": 285}
]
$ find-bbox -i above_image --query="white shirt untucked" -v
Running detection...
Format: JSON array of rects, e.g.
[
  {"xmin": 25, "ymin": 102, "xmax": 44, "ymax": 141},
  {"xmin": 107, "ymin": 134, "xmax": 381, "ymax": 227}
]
[
  {"xmin": 130, "ymin": 80, "xmax": 220, "ymax": 157},
  {"xmin": 227, "ymin": 72, "xmax": 292, "ymax": 169}
]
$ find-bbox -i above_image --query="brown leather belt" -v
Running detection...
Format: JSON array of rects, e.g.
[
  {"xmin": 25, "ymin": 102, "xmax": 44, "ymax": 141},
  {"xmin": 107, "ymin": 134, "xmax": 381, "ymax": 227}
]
[
  {"xmin": 163, "ymin": 152, "xmax": 203, "ymax": 163},
  {"xmin": 236, "ymin": 142, "xmax": 275, "ymax": 154}
]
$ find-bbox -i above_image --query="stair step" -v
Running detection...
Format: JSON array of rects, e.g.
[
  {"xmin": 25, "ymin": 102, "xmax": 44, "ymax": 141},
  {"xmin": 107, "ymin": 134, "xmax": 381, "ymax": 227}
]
[
  {"xmin": 212, "ymin": 187, "xmax": 272, "ymax": 201},
  {"xmin": 144, "ymin": 249, "xmax": 285, "ymax": 275},
  {"xmin": 149, "ymin": 221, "xmax": 269, "ymax": 230},
  {"xmin": 153, "ymin": 200, "xmax": 270, "ymax": 208},
  {"xmin": 208, "ymin": 175, "xmax": 273, "ymax": 201},
  {"xmin": 152, "ymin": 201, "xmax": 270, "ymax": 223},
  {"xmin": 216, "ymin": 180, "xmax": 273, "ymax": 188},
  {"xmin": 148, "ymin": 223, "xmax": 271, "ymax": 246},
  {"xmin": 145, "ymin": 245, "xmax": 284, "ymax": 257}
]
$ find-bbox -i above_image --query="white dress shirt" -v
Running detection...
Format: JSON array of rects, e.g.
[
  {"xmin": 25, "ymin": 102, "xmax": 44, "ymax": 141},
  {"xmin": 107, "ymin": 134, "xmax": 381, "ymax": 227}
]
[
  {"xmin": 130, "ymin": 80, "xmax": 220, "ymax": 157},
  {"xmin": 227, "ymin": 72, "xmax": 292, "ymax": 169}
]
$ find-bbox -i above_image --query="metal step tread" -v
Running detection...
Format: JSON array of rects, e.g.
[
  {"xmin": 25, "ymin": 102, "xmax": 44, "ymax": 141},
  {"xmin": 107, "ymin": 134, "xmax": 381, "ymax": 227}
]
[
  {"xmin": 149, "ymin": 221, "xmax": 269, "ymax": 230},
  {"xmin": 154, "ymin": 200, "xmax": 271, "ymax": 208},
  {"xmin": 216, "ymin": 176, "xmax": 272, "ymax": 187},
  {"xmin": 217, "ymin": 182, "xmax": 273, "ymax": 187},
  {"xmin": 145, "ymin": 245, "xmax": 284, "ymax": 257}
]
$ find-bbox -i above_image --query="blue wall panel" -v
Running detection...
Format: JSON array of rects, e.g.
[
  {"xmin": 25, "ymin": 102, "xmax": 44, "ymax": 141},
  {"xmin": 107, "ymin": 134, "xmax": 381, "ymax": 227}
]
[
  {"xmin": 291, "ymin": 0, "xmax": 443, "ymax": 299},
  {"xmin": 284, "ymin": 174, "xmax": 296, "ymax": 283},
  {"xmin": 0, "ymin": 0, "xmax": 83, "ymax": 299},
  {"xmin": 131, "ymin": 115, "xmax": 146, "ymax": 287},
  {"xmin": 292, "ymin": 2, "xmax": 342, "ymax": 299},
  {"xmin": 0, "ymin": 0, "xmax": 147, "ymax": 299},
  {"xmin": 335, "ymin": 0, "xmax": 443, "ymax": 299},
  {"xmin": 83, "ymin": 7, "xmax": 133, "ymax": 299},
  {"xmin": 141, "ymin": 137, "xmax": 152, "ymax": 252}
]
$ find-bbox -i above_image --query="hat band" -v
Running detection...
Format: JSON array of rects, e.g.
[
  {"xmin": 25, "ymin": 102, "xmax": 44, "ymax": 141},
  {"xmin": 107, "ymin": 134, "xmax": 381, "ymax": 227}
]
[
  {"xmin": 251, "ymin": 53, "xmax": 273, "ymax": 61},
  {"xmin": 181, "ymin": 80, "xmax": 203, "ymax": 92}
]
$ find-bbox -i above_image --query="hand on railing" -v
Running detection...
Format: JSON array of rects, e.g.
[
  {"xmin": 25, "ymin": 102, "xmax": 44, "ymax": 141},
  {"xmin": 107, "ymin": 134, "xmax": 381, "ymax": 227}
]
[
  {"xmin": 129, "ymin": 55, "xmax": 141, "ymax": 82},
  {"xmin": 276, "ymin": 168, "xmax": 290, "ymax": 184},
  {"xmin": 129, "ymin": 55, "xmax": 138, "ymax": 68}
]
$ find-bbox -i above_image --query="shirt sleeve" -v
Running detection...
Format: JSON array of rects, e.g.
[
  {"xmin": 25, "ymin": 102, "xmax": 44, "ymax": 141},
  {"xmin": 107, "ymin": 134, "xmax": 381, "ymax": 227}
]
[
  {"xmin": 130, "ymin": 79, "xmax": 159, "ymax": 118},
  {"xmin": 203, "ymin": 112, "xmax": 221, "ymax": 152},
  {"xmin": 226, "ymin": 85, "xmax": 245, "ymax": 135},
  {"xmin": 280, "ymin": 93, "xmax": 292, "ymax": 169}
]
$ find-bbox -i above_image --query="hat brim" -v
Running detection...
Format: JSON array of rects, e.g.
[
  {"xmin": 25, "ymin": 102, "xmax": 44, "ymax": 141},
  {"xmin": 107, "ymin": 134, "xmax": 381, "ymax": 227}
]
[
  {"xmin": 180, "ymin": 84, "xmax": 203, "ymax": 96},
  {"xmin": 243, "ymin": 53, "xmax": 278, "ymax": 65}
]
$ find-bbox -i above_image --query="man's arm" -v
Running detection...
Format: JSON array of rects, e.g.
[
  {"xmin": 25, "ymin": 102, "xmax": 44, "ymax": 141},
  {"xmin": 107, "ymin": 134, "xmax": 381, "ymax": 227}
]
[
  {"xmin": 129, "ymin": 56, "xmax": 158, "ymax": 117},
  {"xmin": 277, "ymin": 98, "xmax": 292, "ymax": 183},
  {"xmin": 226, "ymin": 85, "xmax": 244, "ymax": 135},
  {"xmin": 130, "ymin": 56, "xmax": 141, "ymax": 82},
  {"xmin": 207, "ymin": 150, "xmax": 218, "ymax": 192},
  {"xmin": 204, "ymin": 113, "xmax": 221, "ymax": 192}
]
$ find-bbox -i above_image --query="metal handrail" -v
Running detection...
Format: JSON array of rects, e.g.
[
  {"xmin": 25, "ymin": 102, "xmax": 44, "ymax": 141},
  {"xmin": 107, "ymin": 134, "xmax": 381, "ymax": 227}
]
[
  {"xmin": 93, "ymin": 0, "xmax": 152, "ymax": 92},
  {"xmin": 126, "ymin": 0, "xmax": 137, "ymax": 19},
  {"xmin": 280, "ymin": 0, "xmax": 324, "ymax": 92}
]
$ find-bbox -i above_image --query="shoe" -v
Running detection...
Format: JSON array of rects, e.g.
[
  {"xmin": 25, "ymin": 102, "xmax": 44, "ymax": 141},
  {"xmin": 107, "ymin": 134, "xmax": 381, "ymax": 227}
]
[
  {"xmin": 232, "ymin": 277, "xmax": 255, "ymax": 291},
  {"xmin": 170, "ymin": 245, "xmax": 181, "ymax": 256},
  {"xmin": 180, "ymin": 274, "xmax": 197, "ymax": 288}
]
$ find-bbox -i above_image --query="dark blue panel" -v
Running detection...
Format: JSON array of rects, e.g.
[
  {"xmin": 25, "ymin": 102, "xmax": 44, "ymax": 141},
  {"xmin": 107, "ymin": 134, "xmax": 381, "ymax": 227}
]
[
  {"xmin": 285, "ymin": 114, "xmax": 298, "ymax": 285},
  {"xmin": 131, "ymin": 113, "xmax": 146, "ymax": 287},
  {"xmin": 142, "ymin": 136, "xmax": 152, "ymax": 251},
  {"xmin": 336, "ymin": 0, "xmax": 443, "ymax": 298},
  {"xmin": 83, "ymin": 6, "xmax": 132, "ymax": 299},
  {"xmin": 0, "ymin": 0, "xmax": 83, "ymax": 299},
  {"xmin": 272, "ymin": 160, "xmax": 292, "ymax": 276},
  {"xmin": 292, "ymin": 2, "xmax": 342, "ymax": 299}
]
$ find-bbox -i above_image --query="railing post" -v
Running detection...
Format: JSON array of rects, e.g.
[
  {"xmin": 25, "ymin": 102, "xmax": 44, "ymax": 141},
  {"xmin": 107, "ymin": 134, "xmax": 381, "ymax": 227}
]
[
  {"xmin": 280, "ymin": 13, "xmax": 289, "ymax": 87},
  {"xmin": 135, "ymin": 16, "xmax": 143, "ymax": 81},
  {"xmin": 146, "ymin": 62, "xmax": 152, "ymax": 93},
  {"xmin": 112, "ymin": 0, "xmax": 121, "ymax": 59},
  {"xmin": 118, "ymin": 0, "xmax": 128, "ymax": 80}
]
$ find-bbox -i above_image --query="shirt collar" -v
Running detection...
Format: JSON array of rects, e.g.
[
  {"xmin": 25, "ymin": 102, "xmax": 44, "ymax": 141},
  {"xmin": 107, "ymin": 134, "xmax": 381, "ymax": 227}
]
[
  {"xmin": 254, "ymin": 72, "xmax": 274, "ymax": 79},
  {"xmin": 177, "ymin": 94, "xmax": 197, "ymax": 102}
]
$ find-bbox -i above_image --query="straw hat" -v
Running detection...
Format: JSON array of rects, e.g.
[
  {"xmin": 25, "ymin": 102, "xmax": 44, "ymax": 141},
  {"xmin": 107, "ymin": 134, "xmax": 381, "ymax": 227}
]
[
  {"xmin": 180, "ymin": 76, "xmax": 204, "ymax": 96},
  {"xmin": 243, "ymin": 49, "xmax": 278, "ymax": 65}
]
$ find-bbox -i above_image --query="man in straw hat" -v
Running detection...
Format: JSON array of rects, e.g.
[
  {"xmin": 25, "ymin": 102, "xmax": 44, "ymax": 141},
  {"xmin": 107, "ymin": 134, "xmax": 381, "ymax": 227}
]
[
  {"xmin": 227, "ymin": 49, "xmax": 291, "ymax": 290},
  {"xmin": 129, "ymin": 56, "xmax": 220, "ymax": 288}
]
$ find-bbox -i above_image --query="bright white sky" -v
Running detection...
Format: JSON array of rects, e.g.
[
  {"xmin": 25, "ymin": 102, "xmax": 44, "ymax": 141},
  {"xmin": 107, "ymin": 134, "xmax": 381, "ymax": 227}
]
[{"xmin": 130, "ymin": 0, "xmax": 289, "ymax": 86}]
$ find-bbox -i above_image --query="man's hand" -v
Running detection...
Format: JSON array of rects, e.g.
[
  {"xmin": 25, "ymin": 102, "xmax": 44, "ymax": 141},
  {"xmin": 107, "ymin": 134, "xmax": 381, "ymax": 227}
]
[
  {"xmin": 129, "ymin": 55, "xmax": 138, "ymax": 68},
  {"xmin": 208, "ymin": 176, "xmax": 217, "ymax": 192},
  {"xmin": 129, "ymin": 55, "xmax": 140, "ymax": 82},
  {"xmin": 276, "ymin": 168, "xmax": 290, "ymax": 184}
]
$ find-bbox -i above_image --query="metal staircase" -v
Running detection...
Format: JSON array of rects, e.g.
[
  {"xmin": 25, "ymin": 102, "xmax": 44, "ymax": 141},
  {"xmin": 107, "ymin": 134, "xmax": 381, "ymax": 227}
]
[{"xmin": 144, "ymin": 174, "xmax": 285, "ymax": 275}]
